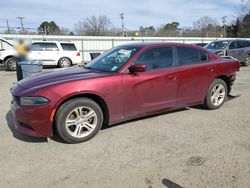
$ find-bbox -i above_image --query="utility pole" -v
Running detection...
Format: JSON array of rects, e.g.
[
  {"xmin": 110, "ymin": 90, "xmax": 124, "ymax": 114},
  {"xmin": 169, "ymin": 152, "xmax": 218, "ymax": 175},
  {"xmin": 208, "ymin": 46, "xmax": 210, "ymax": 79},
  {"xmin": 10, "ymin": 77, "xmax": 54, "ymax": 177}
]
[
  {"xmin": 120, "ymin": 13, "xmax": 125, "ymax": 37},
  {"xmin": 221, "ymin": 16, "xmax": 227, "ymax": 38},
  {"xmin": 17, "ymin": 17, "xmax": 25, "ymax": 34},
  {"xmin": 6, "ymin": 19, "xmax": 10, "ymax": 34},
  {"xmin": 44, "ymin": 25, "xmax": 47, "ymax": 35}
]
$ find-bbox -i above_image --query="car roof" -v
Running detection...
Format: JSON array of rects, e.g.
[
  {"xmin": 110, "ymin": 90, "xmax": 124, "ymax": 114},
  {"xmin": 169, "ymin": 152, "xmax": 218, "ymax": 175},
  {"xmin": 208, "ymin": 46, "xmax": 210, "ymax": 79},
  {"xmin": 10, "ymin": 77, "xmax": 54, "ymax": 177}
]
[
  {"xmin": 33, "ymin": 41, "xmax": 75, "ymax": 44},
  {"xmin": 119, "ymin": 42, "xmax": 203, "ymax": 49},
  {"xmin": 211, "ymin": 39, "xmax": 250, "ymax": 43}
]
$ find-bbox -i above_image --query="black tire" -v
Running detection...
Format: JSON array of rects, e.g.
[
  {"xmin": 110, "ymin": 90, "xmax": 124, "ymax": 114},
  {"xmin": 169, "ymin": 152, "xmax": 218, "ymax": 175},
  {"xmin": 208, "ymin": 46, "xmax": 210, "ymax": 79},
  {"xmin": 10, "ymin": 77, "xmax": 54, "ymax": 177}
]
[
  {"xmin": 204, "ymin": 79, "xmax": 228, "ymax": 110},
  {"xmin": 5, "ymin": 57, "xmax": 17, "ymax": 71},
  {"xmin": 242, "ymin": 55, "xmax": 250, "ymax": 66},
  {"xmin": 58, "ymin": 57, "xmax": 72, "ymax": 68},
  {"xmin": 55, "ymin": 98, "xmax": 103, "ymax": 143}
]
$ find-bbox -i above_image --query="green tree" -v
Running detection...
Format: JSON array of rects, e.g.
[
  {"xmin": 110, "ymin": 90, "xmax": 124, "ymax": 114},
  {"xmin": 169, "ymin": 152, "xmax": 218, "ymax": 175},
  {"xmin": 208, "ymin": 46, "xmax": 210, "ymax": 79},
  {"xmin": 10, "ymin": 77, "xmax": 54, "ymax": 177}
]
[
  {"xmin": 38, "ymin": 21, "xmax": 60, "ymax": 35},
  {"xmin": 163, "ymin": 22, "xmax": 180, "ymax": 31},
  {"xmin": 239, "ymin": 13, "xmax": 250, "ymax": 37},
  {"xmin": 156, "ymin": 22, "xmax": 180, "ymax": 37},
  {"xmin": 227, "ymin": 18, "xmax": 240, "ymax": 37},
  {"xmin": 139, "ymin": 26, "xmax": 155, "ymax": 36}
]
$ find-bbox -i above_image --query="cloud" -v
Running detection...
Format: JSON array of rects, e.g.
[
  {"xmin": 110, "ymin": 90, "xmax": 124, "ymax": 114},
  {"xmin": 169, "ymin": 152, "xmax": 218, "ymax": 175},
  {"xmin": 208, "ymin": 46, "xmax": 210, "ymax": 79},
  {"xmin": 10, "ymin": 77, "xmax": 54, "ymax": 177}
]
[{"xmin": 0, "ymin": 0, "xmax": 243, "ymax": 31}]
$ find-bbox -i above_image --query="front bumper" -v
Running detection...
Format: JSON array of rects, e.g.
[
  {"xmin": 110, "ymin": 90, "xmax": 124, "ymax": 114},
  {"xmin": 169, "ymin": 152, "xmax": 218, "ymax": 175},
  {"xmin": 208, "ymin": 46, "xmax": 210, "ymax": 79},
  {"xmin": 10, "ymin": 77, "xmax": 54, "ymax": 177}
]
[{"xmin": 11, "ymin": 99, "xmax": 53, "ymax": 137}]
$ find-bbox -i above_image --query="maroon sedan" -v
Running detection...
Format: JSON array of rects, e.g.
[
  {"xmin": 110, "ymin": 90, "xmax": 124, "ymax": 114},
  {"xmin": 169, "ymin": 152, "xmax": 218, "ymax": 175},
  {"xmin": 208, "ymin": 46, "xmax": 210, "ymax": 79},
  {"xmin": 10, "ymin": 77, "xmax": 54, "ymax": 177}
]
[{"xmin": 11, "ymin": 43, "xmax": 240, "ymax": 143}]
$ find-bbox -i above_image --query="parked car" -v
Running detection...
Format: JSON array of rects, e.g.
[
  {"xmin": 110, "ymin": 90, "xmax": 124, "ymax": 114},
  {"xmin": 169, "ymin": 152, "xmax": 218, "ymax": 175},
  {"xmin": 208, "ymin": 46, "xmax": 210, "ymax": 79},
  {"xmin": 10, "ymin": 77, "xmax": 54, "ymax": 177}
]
[
  {"xmin": 28, "ymin": 41, "xmax": 82, "ymax": 68},
  {"xmin": 205, "ymin": 39, "xmax": 250, "ymax": 66},
  {"xmin": 195, "ymin": 43, "xmax": 208, "ymax": 47},
  {"xmin": 11, "ymin": 43, "xmax": 240, "ymax": 143},
  {"xmin": 0, "ymin": 37, "xmax": 17, "ymax": 71}
]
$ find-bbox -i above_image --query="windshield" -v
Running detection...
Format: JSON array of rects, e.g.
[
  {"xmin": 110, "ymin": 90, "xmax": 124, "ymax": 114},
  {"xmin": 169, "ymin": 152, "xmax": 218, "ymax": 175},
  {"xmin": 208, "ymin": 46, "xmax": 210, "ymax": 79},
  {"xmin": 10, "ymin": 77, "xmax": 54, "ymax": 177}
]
[
  {"xmin": 85, "ymin": 46, "xmax": 140, "ymax": 72},
  {"xmin": 206, "ymin": 41, "xmax": 229, "ymax": 50},
  {"xmin": 0, "ymin": 39, "xmax": 13, "ymax": 50}
]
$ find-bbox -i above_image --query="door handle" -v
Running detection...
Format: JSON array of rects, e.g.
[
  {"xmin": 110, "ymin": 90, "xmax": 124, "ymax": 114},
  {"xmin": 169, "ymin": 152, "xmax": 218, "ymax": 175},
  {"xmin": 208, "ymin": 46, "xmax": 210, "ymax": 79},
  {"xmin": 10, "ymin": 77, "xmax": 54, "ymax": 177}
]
[{"xmin": 168, "ymin": 75, "xmax": 177, "ymax": 80}]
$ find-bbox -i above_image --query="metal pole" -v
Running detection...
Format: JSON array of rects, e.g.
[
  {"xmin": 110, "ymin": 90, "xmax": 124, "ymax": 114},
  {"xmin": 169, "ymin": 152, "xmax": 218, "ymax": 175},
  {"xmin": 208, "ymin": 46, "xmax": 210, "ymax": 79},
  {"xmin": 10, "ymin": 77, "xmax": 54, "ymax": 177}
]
[
  {"xmin": 17, "ymin": 17, "xmax": 25, "ymax": 33},
  {"xmin": 221, "ymin": 16, "xmax": 227, "ymax": 38},
  {"xmin": 6, "ymin": 19, "xmax": 10, "ymax": 34},
  {"xmin": 120, "ymin": 13, "xmax": 125, "ymax": 37},
  {"xmin": 81, "ymin": 38, "xmax": 84, "ymax": 62},
  {"xmin": 44, "ymin": 26, "xmax": 47, "ymax": 35}
]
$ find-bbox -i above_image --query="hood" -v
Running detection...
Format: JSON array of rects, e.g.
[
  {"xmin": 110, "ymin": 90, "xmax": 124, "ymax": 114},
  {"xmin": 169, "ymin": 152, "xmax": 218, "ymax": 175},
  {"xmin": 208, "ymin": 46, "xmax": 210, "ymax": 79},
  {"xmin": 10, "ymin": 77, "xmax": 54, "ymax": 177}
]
[
  {"xmin": 206, "ymin": 48, "xmax": 224, "ymax": 54},
  {"xmin": 18, "ymin": 67, "xmax": 110, "ymax": 89}
]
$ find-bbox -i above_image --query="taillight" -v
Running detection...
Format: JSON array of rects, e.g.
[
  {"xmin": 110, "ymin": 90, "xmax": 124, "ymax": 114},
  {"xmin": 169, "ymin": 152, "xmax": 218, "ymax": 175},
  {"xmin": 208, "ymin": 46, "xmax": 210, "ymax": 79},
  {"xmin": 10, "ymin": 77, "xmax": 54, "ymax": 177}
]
[{"xmin": 76, "ymin": 51, "xmax": 80, "ymax": 56}]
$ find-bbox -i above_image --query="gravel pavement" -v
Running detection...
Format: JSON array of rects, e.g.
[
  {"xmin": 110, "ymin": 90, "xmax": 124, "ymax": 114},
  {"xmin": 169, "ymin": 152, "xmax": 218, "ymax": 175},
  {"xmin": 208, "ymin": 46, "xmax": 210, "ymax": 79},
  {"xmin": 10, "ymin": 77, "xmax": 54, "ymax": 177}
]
[{"xmin": 0, "ymin": 65, "xmax": 249, "ymax": 188}]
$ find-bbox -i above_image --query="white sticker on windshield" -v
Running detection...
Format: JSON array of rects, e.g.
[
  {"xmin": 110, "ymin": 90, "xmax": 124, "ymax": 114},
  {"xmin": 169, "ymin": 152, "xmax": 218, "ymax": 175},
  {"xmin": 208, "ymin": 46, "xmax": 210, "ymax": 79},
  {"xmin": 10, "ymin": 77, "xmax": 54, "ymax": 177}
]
[
  {"xmin": 111, "ymin": 66, "xmax": 118, "ymax": 71},
  {"xmin": 118, "ymin": 49, "xmax": 131, "ymax": 55}
]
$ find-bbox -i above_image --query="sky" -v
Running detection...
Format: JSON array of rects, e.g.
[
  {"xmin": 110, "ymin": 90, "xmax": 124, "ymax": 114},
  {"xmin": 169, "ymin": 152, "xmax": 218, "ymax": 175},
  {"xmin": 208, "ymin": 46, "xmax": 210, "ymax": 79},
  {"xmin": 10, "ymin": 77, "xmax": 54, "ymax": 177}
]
[{"xmin": 0, "ymin": 0, "xmax": 244, "ymax": 32}]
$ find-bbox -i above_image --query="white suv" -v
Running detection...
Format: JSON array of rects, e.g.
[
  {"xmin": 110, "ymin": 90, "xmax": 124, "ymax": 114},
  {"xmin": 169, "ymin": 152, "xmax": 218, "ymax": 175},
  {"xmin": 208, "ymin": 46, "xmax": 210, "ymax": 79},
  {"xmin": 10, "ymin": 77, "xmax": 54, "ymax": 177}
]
[
  {"xmin": 29, "ymin": 41, "xmax": 82, "ymax": 68},
  {"xmin": 0, "ymin": 37, "xmax": 17, "ymax": 71},
  {"xmin": 0, "ymin": 39, "xmax": 82, "ymax": 71}
]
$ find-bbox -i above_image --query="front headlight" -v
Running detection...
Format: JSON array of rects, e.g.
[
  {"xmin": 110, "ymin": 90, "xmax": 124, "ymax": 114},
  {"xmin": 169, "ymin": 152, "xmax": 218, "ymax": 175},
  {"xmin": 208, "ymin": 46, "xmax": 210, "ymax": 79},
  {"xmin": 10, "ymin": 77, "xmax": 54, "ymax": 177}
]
[
  {"xmin": 215, "ymin": 51, "xmax": 224, "ymax": 56},
  {"xmin": 20, "ymin": 96, "xmax": 50, "ymax": 106}
]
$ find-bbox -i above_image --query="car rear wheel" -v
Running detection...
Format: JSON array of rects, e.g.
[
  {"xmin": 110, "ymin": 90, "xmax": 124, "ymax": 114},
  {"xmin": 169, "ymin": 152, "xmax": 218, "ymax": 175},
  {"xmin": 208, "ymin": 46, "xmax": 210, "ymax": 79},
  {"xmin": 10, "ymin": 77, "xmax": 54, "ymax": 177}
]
[
  {"xmin": 55, "ymin": 98, "xmax": 103, "ymax": 143},
  {"xmin": 204, "ymin": 79, "xmax": 227, "ymax": 110},
  {"xmin": 5, "ymin": 57, "xmax": 17, "ymax": 71},
  {"xmin": 58, "ymin": 57, "xmax": 72, "ymax": 68}
]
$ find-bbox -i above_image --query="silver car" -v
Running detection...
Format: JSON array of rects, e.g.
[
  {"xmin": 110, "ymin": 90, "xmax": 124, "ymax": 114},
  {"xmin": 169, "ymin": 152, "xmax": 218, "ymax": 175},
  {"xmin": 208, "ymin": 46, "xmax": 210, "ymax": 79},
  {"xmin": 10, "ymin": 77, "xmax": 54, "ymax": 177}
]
[{"xmin": 205, "ymin": 40, "xmax": 250, "ymax": 66}]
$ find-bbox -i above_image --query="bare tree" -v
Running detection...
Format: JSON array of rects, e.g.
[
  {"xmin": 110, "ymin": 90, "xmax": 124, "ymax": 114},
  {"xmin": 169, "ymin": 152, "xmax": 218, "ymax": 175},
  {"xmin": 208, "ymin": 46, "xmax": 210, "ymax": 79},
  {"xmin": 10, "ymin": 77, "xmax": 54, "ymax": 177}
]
[
  {"xmin": 59, "ymin": 27, "xmax": 70, "ymax": 35},
  {"xmin": 238, "ymin": 0, "xmax": 250, "ymax": 18},
  {"xmin": 74, "ymin": 21, "xmax": 85, "ymax": 35},
  {"xmin": 193, "ymin": 16, "xmax": 218, "ymax": 30},
  {"xmin": 74, "ymin": 15, "xmax": 111, "ymax": 36},
  {"xmin": 193, "ymin": 16, "xmax": 219, "ymax": 37}
]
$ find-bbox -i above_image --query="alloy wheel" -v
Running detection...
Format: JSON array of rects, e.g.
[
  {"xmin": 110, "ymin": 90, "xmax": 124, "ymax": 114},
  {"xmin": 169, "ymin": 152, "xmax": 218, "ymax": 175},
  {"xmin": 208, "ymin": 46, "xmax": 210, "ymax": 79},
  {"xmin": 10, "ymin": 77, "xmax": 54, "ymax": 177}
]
[
  {"xmin": 210, "ymin": 84, "xmax": 226, "ymax": 106},
  {"xmin": 60, "ymin": 58, "xmax": 71, "ymax": 67},
  {"xmin": 65, "ymin": 106, "xmax": 98, "ymax": 138},
  {"xmin": 7, "ymin": 58, "xmax": 17, "ymax": 71}
]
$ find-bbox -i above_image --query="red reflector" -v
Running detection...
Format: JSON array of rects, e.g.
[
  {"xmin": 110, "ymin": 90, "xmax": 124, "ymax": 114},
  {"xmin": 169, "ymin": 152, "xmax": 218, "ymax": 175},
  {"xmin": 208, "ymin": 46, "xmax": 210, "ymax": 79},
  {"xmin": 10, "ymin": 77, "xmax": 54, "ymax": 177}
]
[{"xmin": 76, "ymin": 51, "xmax": 80, "ymax": 56}]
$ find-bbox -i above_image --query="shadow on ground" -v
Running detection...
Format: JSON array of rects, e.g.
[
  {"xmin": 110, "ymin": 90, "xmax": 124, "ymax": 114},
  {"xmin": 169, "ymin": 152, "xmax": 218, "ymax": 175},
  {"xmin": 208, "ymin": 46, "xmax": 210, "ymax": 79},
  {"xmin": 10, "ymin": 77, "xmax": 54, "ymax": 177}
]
[
  {"xmin": 49, "ymin": 108, "xmax": 191, "ymax": 144},
  {"xmin": 5, "ymin": 110, "xmax": 47, "ymax": 143},
  {"xmin": 162, "ymin": 178, "xmax": 184, "ymax": 188},
  {"xmin": 0, "ymin": 65, "xmax": 6, "ymax": 71},
  {"xmin": 102, "ymin": 107, "xmax": 190, "ymax": 130}
]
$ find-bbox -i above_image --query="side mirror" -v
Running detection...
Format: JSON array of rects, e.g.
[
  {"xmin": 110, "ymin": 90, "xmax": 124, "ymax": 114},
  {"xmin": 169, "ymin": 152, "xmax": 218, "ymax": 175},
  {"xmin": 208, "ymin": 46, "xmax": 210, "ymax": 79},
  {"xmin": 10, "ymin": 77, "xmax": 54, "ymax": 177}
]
[{"xmin": 128, "ymin": 64, "xmax": 146, "ymax": 73}]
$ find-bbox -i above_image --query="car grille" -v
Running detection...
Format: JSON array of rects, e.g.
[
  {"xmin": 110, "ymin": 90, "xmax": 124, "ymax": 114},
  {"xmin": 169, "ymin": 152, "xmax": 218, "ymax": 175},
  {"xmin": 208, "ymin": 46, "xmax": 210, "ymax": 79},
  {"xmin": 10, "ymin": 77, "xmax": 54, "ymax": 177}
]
[{"xmin": 12, "ymin": 95, "xmax": 20, "ymax": 105}]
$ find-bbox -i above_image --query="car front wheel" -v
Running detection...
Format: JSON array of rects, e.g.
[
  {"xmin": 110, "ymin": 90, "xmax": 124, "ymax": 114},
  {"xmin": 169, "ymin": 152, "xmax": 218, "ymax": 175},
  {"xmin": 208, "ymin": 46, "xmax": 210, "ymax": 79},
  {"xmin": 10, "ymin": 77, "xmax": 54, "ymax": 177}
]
[
  {"xmin": 55, "ymin": 98, "xmax": 103, "ymax": 143},
  {"xmin": 204, "ymin": 79, "xmax": 227, "ymax": 110}
]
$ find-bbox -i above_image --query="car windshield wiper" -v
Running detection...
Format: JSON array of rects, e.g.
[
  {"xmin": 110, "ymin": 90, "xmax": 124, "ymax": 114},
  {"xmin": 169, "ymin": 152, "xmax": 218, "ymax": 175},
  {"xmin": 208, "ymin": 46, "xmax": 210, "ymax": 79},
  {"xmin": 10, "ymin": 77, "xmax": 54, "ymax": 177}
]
[
  {"xmin": 84, "ymin": 66, "xmax": 114, "ymax": 73},
  {"xmin": 84, "ymin": 66, "xmax": 93, "ymax": 70}
]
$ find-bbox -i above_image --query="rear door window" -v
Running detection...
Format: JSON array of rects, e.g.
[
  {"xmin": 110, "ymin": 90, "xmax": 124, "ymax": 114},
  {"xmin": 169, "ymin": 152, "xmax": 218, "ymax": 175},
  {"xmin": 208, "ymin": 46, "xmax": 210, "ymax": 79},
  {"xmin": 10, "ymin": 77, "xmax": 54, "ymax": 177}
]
[
  {"xmin": 43, "ymin": 42, "xmax": 59, "ymax": 51},
  {"xmin": 230, "ymin": 41, "xmax": 241, "ymax": 49},
  {"xmin": 177, "ymin": 47, "xmax": 208, "ymax": 66},
  {"xmin": 31, "ymin": 43, "xmax": 44, "ymax": 51},
  {"xmin": 60, "ymin": 43, "xmax": 77, "ymax": 51},
  {"xmin": 247, "ymin": 41, "xmax": 250, "ymax": 47},
  {"xmin": 239, "ymin": 40, "xmax": 250, "ymax": 48}
]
